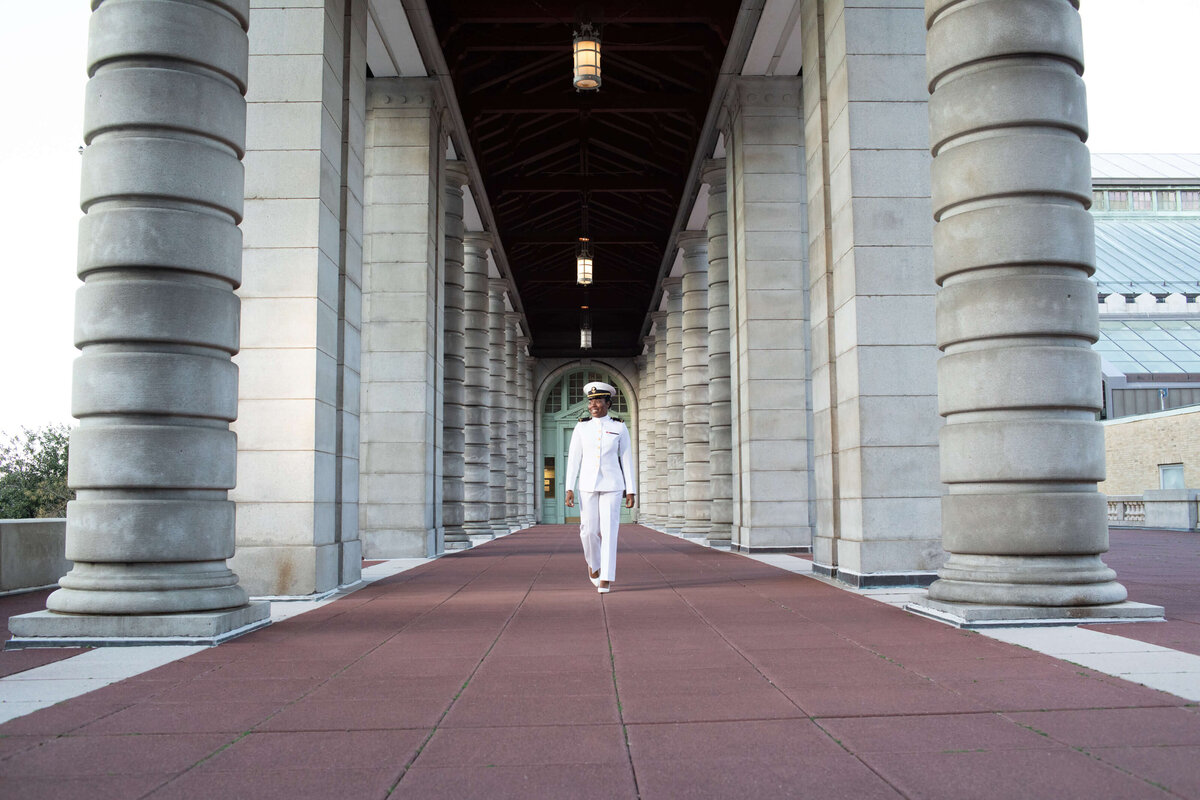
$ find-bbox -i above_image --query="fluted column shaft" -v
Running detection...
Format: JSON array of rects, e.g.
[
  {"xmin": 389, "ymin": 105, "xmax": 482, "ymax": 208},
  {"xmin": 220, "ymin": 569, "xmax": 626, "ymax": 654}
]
[
  {"xmin": 639, "ymin": 337, "xmax": 658, "ymax": 526},
  {"xmin": 504, "ymin": 313, "xmax": 522, "ymax": 530},
  {"xmin": 663, "ymin": 278, "xmax": 686, "ymax": 533},
  {"xmin": 49, "ymin": 0, "xmax": 253, "ymax": 617},
  {"xmin": 462, "ymin": 234, "xmax": 493, "ymax": 540},
  {"xmin": 515, "ymin": 338, "xmax": 533, "ymax": 526},
  {"xmin": 678, "ymin": 233, "xmax": 712, "ymax": 539},
  {"xmin": 528, "ymin": 352, "xmax": 542, "ymax": 522},
  {"xmin": 651, "ymin": 311, "xmax": 670, "ymax": 530},
  {"xmin": 442, "ymin": 162, "xmax": 469, "ymax": 545},
  {"xmin": 634, "ymin": 353, "xmax": 649, "ymax": 524},
  {"xmin": 924, "ymin": 0, "xmax": 1127, "ymax": 609},
  {"xmin": 703, "ymin": 159, "xmax": 733, "ymax": 546},
  {"xmin": 487, "ymin": 280, "xmax": 509, "ymax": 534}
]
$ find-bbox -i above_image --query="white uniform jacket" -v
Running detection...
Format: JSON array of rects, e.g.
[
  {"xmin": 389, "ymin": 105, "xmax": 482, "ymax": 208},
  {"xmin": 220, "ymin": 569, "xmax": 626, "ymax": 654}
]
[{"xmin": 565, "ymin": 415, "xmax": 637, "ymax": 495}]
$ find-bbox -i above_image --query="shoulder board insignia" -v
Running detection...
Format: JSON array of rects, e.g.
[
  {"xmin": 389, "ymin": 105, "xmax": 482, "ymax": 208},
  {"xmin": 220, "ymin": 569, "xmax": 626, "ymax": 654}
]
[{"xmin": 609, "ymin": 415, "xmax": 622, "ymax": 423}]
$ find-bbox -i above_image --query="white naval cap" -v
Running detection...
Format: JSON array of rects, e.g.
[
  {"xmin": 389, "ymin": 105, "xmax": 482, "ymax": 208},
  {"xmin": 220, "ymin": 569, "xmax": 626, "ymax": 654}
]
[{"xmin": 584, "ymin": 381, "xmax": 616, "ymax": 400}]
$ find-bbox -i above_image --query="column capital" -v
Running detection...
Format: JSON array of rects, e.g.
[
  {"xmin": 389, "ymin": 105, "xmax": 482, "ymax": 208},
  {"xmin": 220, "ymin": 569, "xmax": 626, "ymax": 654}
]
[
  {"xmin": 701, "ymin": 158, "xmax": 727, "ymax": 190},
  {"xmin": 463, "ymin": 231, "xmax": 493, "ymax": 253},
  {"xmin": 661, "ymin": 276, "xmax": 683, "ymax": 295},
  {"xmin": 676, "ymin": 230, "xmax": 708, "ymax": 256},
  {"xmin": 445, "ymin": 159, "xmax": 470, "ymax": 188},
  {"xmin": 651, "ymin": 310, "xmax": 668, "ymax": 325},
  {"xmin": 488, "ymin": 277, "xmax": 507, "ymax": 293}
]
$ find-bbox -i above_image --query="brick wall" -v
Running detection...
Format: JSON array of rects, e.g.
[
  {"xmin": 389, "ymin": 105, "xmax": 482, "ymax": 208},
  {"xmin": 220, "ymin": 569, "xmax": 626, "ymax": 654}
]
[{"xmin": 1100, "ymin": 407, "xmax": 1200, "ymax": 495}]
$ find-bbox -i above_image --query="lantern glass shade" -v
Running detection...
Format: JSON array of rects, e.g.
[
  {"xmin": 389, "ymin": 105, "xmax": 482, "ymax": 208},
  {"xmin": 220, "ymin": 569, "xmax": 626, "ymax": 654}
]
[
  {"xmin": 576, "ymin": 237, "xmax": 593, "ymax": 285},
  {"xmin": 573, "ymin": 30, "xmax": 601, "ymax": 91},
  {"xmin": 580, "ymin": 305, "xmax": 592, "ymax": 349},
  {"xmin": 580, "ymin": 327, "xmax": 593, "ymax": 348}
]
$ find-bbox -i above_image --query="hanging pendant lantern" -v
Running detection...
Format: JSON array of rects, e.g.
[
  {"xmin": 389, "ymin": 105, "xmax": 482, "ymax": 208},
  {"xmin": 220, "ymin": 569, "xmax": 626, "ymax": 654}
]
[
  {"xmin": 572, "ymin": 23, "xmax": 601, "ymax": 91},
  {"xmin": 576, "ymin": 237, "xmax": 594, "ymax": 285},
  {"xmin": 580, "ymin": 305, "xmax": 593, "ymax": 349}
]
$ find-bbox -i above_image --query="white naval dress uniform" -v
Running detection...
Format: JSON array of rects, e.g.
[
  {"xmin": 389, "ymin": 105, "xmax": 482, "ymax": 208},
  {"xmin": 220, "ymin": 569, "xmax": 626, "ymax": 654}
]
[{"xmin": 565, "ymin": 413, "xmax": 636, "ymax": 582}]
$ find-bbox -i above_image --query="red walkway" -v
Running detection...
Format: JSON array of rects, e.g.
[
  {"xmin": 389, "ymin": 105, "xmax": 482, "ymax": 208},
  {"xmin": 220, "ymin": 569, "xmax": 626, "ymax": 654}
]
[{"xmin": 1, "ymin": 525, "xmax": 1198, "ymax": 799}]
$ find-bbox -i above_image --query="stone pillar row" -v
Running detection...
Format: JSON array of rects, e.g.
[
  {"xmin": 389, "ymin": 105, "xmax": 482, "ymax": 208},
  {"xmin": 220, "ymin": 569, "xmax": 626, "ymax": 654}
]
[
  {"xmin": 633, "ymin": 160, "xmax": 734, "ymax": 546},
  {"xmin": 442, "ymin": 201, "xmax": 534, "ymax": 547}
]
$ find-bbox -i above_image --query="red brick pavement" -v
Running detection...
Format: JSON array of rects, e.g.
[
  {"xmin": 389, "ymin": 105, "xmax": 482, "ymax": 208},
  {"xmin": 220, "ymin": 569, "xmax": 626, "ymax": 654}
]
[
  {"xmin": 0, "ymin": 525, "xmax": 1197, "ymax": 799},
  {"xmin": 1085, "ymin": 528, "xmax": 1200, "ymax": 656}
]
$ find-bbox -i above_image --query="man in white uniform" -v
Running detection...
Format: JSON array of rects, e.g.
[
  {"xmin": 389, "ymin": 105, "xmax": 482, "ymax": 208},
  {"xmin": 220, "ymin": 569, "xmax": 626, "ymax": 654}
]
[{"xmin": 565, "ymin": 381, "xmax": 636, "ymax": 594}]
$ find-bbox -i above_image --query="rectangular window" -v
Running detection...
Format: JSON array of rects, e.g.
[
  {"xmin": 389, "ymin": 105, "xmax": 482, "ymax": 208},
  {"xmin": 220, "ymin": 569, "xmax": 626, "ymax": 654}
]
[
  {"xmin": 1092, "ymin": 191, "xmax": 1107, "ymax": 211},
  {"xmin": 1182, "ymin": 191, "xmax": 1200, "ymax": 211},
  {"xmin": 1157, "ymin": 190, "xmax": 1178, "ymax": 211},
  {"xmin": 1107, "ymin": 191, "xmax": 1129, "ymax": 210},
  {"xmin": 1132, "ymin": 191, "xmax": 1153, "ymax": 211},
  {"xmin": 543, "ymin": 457, "xmax": 556, "ymax": 498},
  {"xmin": 1159, "ymin": 463, "xmax": 1185, "ymax": 490}
]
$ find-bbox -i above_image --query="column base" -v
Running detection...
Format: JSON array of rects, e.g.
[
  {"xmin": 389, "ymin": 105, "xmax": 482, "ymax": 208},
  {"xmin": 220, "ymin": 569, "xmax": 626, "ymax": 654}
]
[
  {"xmin": 813, "ymin": 564, "xmax": 939, "ymax": 589},
  {"xmin": 733, "ymin": 542, "xmax": 811, "ymax": 554},
  {"xmin": 6, "ymin": 601, "xmax": 271, "ymax": 649},
  {"xmin": 905, "ymin": 597, "xmax": 1165, "ymax": 629}
]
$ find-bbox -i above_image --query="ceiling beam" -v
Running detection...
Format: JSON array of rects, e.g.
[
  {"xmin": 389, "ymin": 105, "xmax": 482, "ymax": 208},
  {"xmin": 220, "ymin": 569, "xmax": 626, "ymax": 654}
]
[
  {"xmin": 505, "ymin": 230, "xmax": 663, "ymax": 244},
  {"xmin": 490, "ymin": 175, "xmax": 678, "ymax": 193},
  {"xmin": 462, "ymin": 91, "xmax": 708, "ymax": 117}
]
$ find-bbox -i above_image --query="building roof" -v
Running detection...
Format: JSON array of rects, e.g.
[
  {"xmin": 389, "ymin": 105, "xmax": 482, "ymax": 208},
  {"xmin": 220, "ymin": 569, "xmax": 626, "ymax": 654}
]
[
  {"xmin": 1093, "ymin": 219, "xmax": 1200, "ymax": 296},
  {"xmin": 1096, "ymin": 318, "xmax": 1200, "ymax": 375},
  {"xmin": 1092, "ymin": 154, "xmax": 1200, "ymax": 183}
]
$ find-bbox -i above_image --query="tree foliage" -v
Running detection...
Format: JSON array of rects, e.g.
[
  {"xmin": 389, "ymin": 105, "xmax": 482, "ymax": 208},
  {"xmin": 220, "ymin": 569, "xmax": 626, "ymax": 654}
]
[{"xmin": 0, "ymin": 424, "xmax": 74, "ymax": 519}]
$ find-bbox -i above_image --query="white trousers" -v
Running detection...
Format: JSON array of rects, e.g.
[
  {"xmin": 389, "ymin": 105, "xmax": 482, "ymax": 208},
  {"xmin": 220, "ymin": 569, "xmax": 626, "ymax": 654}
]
[{"xmin": 579, "ymin": 490, "xmax": 622, "ymax": 581}]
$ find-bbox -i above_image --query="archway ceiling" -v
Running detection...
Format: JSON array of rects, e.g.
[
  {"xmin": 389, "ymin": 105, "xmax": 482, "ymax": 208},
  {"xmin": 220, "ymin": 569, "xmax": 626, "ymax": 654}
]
[{"xmin": 429, "ymin": 1, "xmax": 740, "ymax": 358}]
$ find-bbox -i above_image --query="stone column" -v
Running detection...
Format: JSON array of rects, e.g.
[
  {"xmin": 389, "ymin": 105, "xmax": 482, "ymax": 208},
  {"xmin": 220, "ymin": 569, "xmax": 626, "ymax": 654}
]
[
  {"xmin": 913, "ymin": 0, "xmax": 1160, "ymax": 624},
  {"xmin": 10, "ymin": 0, "xmax": 269, "ymax": 644},
  {"xmin": 723, "ymin": 77, "xmax": 814, "ymax": 552},
  {"xmin": 800, "ymin": 0, "xmax": 941, "ymax": 587},
  {"xmin": 358, "ymin": 78, "xmax": 444, "ymax": 559},
  {"xmin": 487, "ymin": 280, "xmax": 510, "ymax": 535},
  {"xmin": 504, "ymin": 313, "xmax": 523, "ymax": 531},
  {"xmin": 442, "ymin": 161, "xmax": 469, "ymax": 547},
  {"xmin": 223, "ymin": 0, "xmax": 367, "ymax": 594},
  {"xmin": 703, "ymin": 159, "xmax": 733, "ymax": 547},
  {"xmin": 678, "ymin": 233, "xmax": 712, "ymax": 540},
  {"xmin": 663, "ymin": 278, "xmax": 686, "ymax": 534},
  {"xmin": 528, "ymin": 350, "xmax": 542, "ymax": 525},
  {"xmin": 515, "ymin": 336, "xmax": 533, "ymax": 526},
  {"xmin": 638, "ymin": 338, "xmax": 658, "ymax": 526},
  {"xmin": 651, "ymin": 311, "xmax": 670, "ymax": 531},
  {"xmin": 462, "ymin": 234, "xmax": 494, "ymax": 543},
  {"xmin": 633, "ymin": 353, "xmax": 648, "ymax": 524}
]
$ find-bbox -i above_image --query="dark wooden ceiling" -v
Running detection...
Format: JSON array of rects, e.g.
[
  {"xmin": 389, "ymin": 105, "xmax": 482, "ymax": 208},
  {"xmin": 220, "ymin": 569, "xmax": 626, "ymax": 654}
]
[{"xmin": 429, "ymin": 1, "xmax": 740, "ymax": 358}]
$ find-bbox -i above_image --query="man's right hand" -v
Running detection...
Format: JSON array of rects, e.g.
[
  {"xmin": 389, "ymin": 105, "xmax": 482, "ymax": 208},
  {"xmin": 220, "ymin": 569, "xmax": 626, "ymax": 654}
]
[{"xmin": 565, "ymin": 489, "xmax": 575, "ymax": 508}]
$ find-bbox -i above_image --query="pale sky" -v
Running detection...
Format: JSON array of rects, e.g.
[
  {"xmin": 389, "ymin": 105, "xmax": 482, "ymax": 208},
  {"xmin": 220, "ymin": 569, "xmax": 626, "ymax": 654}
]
[{"xmin": 0, "ymin": 0, "xmax": 1197, "ymax": 435}]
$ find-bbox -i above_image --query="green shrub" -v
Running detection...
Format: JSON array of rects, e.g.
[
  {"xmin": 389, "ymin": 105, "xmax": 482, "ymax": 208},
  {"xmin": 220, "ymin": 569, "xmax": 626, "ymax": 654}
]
[{"xmin": 0, "ymin": 424, "xmax": 74, "ymax": 519}]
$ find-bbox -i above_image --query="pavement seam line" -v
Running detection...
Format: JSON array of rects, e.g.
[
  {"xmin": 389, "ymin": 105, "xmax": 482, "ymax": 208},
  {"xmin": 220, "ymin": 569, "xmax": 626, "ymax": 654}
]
[
  {"xmin": 134, "ymin": 549, "xmax": 518, "ymax": 798},
  {"xmin": 633, "ymin": 532, "xmax": 916, "ymax": 797},
  {"xmin": 387, "ymin": 539, "xmax": 558, "ymax": 794},
  {"xmin": 601, "ymin": 590, "xmax": 642, "ymax": 799},
  {"xmin": 632, "ymin": 543, "xmax": 811, "ymax": 716}
]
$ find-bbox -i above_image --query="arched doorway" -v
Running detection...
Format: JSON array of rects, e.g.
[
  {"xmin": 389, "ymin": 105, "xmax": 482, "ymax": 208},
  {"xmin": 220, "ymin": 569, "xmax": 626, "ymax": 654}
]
[{"xmin": 540, "ymin": 366, "xmax": 634, "ymax": 525}]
